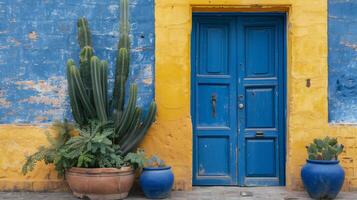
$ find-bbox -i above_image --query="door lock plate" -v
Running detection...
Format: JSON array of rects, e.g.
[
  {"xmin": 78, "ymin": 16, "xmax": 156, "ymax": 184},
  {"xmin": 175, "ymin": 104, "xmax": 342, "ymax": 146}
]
[{"xmin": 255, "ymin": 131, "xmax": 264, "ymax": 137}]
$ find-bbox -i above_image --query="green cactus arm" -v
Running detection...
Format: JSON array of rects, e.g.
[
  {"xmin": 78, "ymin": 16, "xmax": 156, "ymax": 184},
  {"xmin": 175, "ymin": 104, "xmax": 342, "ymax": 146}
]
[
  {"xmin": 117, "ymin": 107, "xmax": 141, "ymax": 145},
  {"xmin": 119, "ymin": 0, "xmax": 130, "ymax": 50},
  {"xmin": 79, "ymin": 46, "xmax": 94, "ymax": 88},
  {"xmin": 113, "ymin": 109, "xmax": 123, "ymax": 128},
  {"xmin": 126, "ymin": 107, "xmax": 142, "ymax": 136},
  {"xmin": 113, "ymin": 48, "xmax": 130, "ymax": 111},
  {"xmin": 101, "ymin": 60, "xmax": 109, "ymax": 115},
  {"xmin": 90, "ymin": 56, "xmax": 108, "ymax": 122},
  {"xmin": 113, "ymin": 0, "xmax": 130, "ymax": 112},
  {"xmin": 118, "ymin": 77, "xmax": 126, "ymax": 112},
  {"xmin": 70, "ymin": 65, "xmax": 97, "ymax": 119},
  {"xmin": 117, "ymin": 85, "xmax": 137, "ymax": 134},
  {"xmin": 77, "ymin": 18, "xmax": 92, "ymax": 49},
  {"xmin": 114, "ymin": 84, "xmax": 137, "ymax": 137},
  {"xmin": 120, "ymin": 102, "xmax": 157, "ymax": 155},
  {"xmin": 67, "ymin": 60, "xmax": 86, "ymax": 125},
  {"xmin": 117, "ymin": 48, "xmax": 130, "ymax": 82},
  {"xmin": 118, "ymin": 33, "xmax": 130, "ymax": 50}
]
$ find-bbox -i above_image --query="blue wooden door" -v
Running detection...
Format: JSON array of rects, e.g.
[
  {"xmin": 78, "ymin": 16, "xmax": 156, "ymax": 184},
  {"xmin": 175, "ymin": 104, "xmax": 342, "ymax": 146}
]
[
  {"xmin": 236, "ymin": 16, "xmax": 285, "ymax": 186},
  {"xmin": 192, "ymin": 14, "xmax": 285, "ymax": 186},
  {"xmin": 191, "ymin": 16, "xmax": 238, "ymax": 185}
]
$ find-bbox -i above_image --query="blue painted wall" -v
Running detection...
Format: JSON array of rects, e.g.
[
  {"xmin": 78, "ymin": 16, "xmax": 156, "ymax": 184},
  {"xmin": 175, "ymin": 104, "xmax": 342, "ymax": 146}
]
[
  {"xmin": 329, "ymin": 0, "xmax": 357, "ymax": 123},
  {"xmin": 0, "ymin": 0, "xmax": 155, "ymax": 124}
]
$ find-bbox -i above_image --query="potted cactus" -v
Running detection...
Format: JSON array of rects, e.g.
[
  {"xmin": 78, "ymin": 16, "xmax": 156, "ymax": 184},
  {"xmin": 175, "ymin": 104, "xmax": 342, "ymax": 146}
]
[
  {"xmin": 140, "ymin": 156, "xmax": 174, "ymax": 199},
  {"xmin": 301, "ymin": 137, "xmax": 345, "ymax": 199},
  {"xmin": 22, "ymin": 0, "xmax": 157, "ymax": 199}
]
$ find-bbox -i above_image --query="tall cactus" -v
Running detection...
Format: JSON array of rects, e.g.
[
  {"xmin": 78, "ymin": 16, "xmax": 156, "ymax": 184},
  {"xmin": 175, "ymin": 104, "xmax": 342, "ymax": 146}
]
[
  {"xmin": 113, "ymin": 0, "xmax": 130, "ymax": 112},
  {"xmin": 66, "ymin": 0, "xmax": 157, "ymax": 155}
]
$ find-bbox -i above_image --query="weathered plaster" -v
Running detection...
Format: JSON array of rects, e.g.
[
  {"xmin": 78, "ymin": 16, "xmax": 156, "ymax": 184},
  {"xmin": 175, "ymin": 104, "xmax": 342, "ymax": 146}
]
[
  {"xmin": 329, "ymin": 0, "xmax": 357, "ymax": 123},
  {"xmin": 0, "ymin": 0, "xmax": 155, "ymax": 124},
  {"xmin": 0, "ymin": 0, "xmax": 155, "ymax": 192}
]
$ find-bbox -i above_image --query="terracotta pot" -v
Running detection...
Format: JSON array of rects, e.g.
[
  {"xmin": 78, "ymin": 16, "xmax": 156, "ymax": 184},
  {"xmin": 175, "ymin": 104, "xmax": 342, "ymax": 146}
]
[{"xmin": 65, "ymin": 167, "xmax": 135, "ymax": 200}]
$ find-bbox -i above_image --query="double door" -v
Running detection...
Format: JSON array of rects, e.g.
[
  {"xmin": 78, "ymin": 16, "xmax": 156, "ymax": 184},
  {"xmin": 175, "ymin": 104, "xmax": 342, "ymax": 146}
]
[{"xmin": 191, "ymin": 14, "xmax": 285, "ymax": 186}]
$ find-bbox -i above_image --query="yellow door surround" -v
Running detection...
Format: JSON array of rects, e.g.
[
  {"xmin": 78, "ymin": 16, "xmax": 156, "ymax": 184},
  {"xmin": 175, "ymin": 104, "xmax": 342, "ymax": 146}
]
[{"xmin": 151, "ymin": 0, "xmax": 348, "ymax": 191}]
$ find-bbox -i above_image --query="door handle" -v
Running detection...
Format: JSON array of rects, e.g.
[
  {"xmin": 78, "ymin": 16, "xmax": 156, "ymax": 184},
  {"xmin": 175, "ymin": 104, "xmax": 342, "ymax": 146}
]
[
  {"xmin": 238, "ymin": 103, "xmax": 244, "ymax": 109},
  {"xmin": 211, "ymin": 94, "xmax": 217, "ymax": 117}
]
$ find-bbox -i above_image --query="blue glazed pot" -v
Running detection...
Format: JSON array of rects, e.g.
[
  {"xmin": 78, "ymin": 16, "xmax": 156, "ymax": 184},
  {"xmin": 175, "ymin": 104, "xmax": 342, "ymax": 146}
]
[
  {"xmin": 301, "ymin": 160, "xmax": 345, "ymax": 199},
  {"xmin": 140, "ymin": 166, "xmax": 174, "ymax": 199}
]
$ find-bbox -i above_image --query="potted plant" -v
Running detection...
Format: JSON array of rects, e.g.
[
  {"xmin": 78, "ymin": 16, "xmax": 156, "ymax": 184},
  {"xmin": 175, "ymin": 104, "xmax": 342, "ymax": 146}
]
[
  {"xmin": 140, "ymin": 156, "xmax": 174, "ymax": 199},
  {"xmin": 22, "ymin": 0, "xmax": 157, "ymax": 199},
  {"xmin": 301, "ymin": 136, "xmax": 345, "ymax": 199}
]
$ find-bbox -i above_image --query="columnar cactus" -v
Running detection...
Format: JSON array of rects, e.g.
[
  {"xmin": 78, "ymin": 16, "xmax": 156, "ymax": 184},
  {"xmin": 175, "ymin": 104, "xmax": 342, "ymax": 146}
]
[
  {"xmin": 113, "ymin": 0, "xmax": 130, "ymax": 112},
  {"xmin": 66, "ymin": 0, "xmax": 157, "ymax": 155}
]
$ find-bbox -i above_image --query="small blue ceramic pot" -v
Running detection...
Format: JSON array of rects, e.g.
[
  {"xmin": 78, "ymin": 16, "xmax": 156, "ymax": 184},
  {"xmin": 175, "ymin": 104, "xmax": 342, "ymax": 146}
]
[
  {"xmin": 301, "ymin": 160, "xmax": 345, "ymax": 199},
  {"xmin": 140, "ymin": 166, "xmax": 174, "ymax": 199}
]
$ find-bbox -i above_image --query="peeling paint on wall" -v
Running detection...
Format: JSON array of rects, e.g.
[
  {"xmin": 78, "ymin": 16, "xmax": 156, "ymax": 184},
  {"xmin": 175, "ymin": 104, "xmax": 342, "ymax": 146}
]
[
  {"xmin": 329, "ymin": 0, "xmax": 357, "ymax": 123},
  {"xmin": 0, "ymin": 0, "xmax": 155, "ymax": 124}
]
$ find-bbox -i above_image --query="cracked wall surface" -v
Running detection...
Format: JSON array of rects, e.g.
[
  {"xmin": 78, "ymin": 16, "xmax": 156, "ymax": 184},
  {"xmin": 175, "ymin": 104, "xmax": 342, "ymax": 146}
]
[
  {"xmin": 329, "ymin": 0, "xmax": 357, "ymax": 123},
  {"xmin": 0, "ymin": 0, "xmax": 154, "ymax": 124}
]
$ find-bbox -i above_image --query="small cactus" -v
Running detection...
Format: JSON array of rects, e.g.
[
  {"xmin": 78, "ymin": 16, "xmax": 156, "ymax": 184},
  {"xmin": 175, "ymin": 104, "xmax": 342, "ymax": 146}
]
[
  {"xmin": 306, "ymin": 136, "xmax": 344, "ymax": 160},
  {"xmin": 146, "ymin": 155, "xmax": 166, "ymax": 168}
]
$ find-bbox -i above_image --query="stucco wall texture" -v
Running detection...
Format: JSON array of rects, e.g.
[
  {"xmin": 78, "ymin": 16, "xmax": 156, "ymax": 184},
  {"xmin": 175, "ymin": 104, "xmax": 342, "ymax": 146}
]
[
  {"xmin": 1, "ymin": 0, "xmax": 357, "ymax": 193},
  {"xmin": 328, "ymin": 0, "xmax": 357, "ymax": 123},
  {"xmin": 0, "ymin": 0, "xmax": 155, "ymax": 124},
  {"xmin": 153, "ymin": 0, "xmax": 357, "ymax": 191},
  {"xmin": 0, "ymin": 0, "xmax": 156, "ymax": 191}
]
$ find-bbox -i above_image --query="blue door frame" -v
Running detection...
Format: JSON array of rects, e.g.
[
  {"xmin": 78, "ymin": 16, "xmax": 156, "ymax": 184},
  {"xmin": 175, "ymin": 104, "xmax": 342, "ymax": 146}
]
[{"xmin": 191, "ymin": 13, "xmax": 286, "ymax": 186}]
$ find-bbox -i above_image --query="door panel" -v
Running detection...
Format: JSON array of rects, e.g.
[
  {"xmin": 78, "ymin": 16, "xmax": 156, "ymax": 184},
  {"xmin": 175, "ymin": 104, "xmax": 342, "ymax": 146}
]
[
  {"xmin": 199, "ymin": 24, "xmax": 229, "ymax": 74},
  {"xmin": 246, "ymin": 138, "xmax": 276, "ymax": 177},
  {"xmin": 245, "ymin": 86, "xmax": 276, "ymax": 128},
  {"xmin": 192, "ymin": 14, "xmax": 285, "ymax": 186},
  {"xmin": 197, "ymin": 84, "xmax": 230, "ymax": 127},
  {"xmin": 245, "ymin": 27, "xmax": 275, "ymax": 78},
  {"xmin": 198, "ymin": 136, "xmax": 230, "ymax": 176},
  {"xmin": 237, "ymin": 17, "xmax": 284, "ymax": 186},
  {"xmin": 192, "ymin": 17, "xmax": 238, "ymax": 185}
]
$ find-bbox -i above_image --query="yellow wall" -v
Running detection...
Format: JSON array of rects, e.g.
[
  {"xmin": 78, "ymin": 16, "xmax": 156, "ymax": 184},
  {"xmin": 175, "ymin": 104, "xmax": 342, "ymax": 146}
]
[
  {"xmin": 152, "ymin": 0, "xmax": 355, "ymax": 191},
  {"xmin": 1, "ymin": 0, "xmax": 357, "ymax": 192},
  {"xmin": 0, "ymin": 126, "xmax": 67, "ymax": 191}
]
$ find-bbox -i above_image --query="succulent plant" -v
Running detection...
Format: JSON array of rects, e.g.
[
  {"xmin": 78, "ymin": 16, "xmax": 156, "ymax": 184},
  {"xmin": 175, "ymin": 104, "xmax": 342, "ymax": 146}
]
[
  {"xmin": 66, "ymin": 0, "xmax": 157, "ymax": 155},
  {"xmin": 306, "ymin": 137, "xmax": 344, "ymax": 160},
  {"xmin": 146, "ymin": 155, "xmax": 166, "ymax": 168}
]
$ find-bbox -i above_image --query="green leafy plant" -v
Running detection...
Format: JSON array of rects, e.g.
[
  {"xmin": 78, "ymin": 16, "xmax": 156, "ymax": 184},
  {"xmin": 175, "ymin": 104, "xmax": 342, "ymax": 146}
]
[
  {"xmin": 22, "ymin": 120, "xmax": 74, "ymax": 176},
  {"xmin": 125, "ymin": 150, "xmax": 146, "ymax": 169},
  {"xmin": 306, "ymin": 137, "xmax": 344, "ymax": 160},
  {"xmin": 145, "ymin": 155, "xmax": 166, "ymax": 168},
  {"xmin": 22, "ymin": 121, "xmax": 146, "ymax": 176}
]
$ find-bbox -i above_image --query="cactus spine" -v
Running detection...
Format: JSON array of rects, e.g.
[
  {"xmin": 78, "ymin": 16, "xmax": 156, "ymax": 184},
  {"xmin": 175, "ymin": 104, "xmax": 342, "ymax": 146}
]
[{"xmin": 66, "ymin": 0, "xmax": 157, "ymax": 155}]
